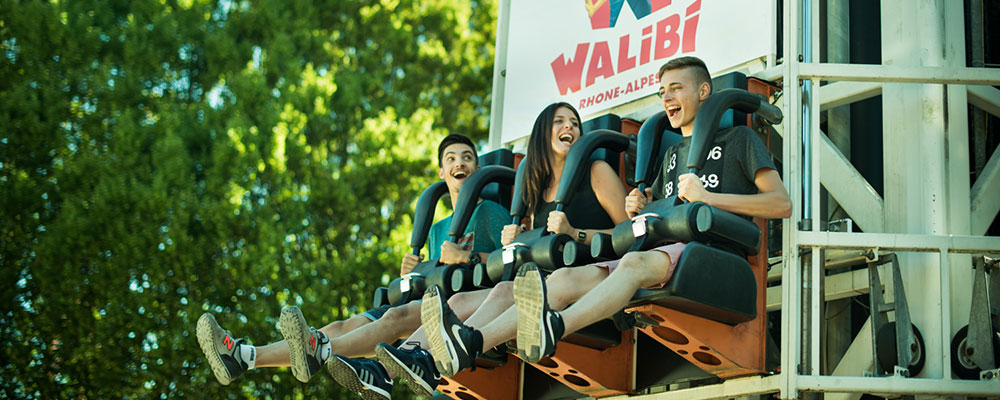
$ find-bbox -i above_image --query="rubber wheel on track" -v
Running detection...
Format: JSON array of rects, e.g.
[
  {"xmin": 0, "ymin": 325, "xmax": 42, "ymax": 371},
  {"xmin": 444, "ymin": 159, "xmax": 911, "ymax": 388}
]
[
  {"xmin": 875, "ymin": 321, "xmax": 925, "ymax": 376},
  {"xmin": 950, "ymin": 324, "xmax": 1000, "ymax": 379}
]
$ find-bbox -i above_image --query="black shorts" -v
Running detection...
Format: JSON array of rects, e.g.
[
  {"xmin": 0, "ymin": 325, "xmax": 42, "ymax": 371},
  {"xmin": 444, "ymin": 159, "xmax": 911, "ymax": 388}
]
[
  {"xmin": 358, "ymin": 301, "xmax": 421, "ymax": 321},
  {"xmin": 360, "ymin": 304, "xmax": 392, "ymax": 321}
]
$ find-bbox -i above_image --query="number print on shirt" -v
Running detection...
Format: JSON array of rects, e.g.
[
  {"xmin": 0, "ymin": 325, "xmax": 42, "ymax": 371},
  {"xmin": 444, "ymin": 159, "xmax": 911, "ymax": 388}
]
[
  {"xmin": 667, "ymin": 153, "xmax": 676, "ymax": 172},
  {"xmin": 664, "ymin": 181, "xmax": 674, "ymax": 197},
  {"xmin": 699, "ymin": 174, "xmax": 720, "ymax": 189},
  {"xmin": 707, "ymin": 146, "xmax": 722, "ymax": 160}
]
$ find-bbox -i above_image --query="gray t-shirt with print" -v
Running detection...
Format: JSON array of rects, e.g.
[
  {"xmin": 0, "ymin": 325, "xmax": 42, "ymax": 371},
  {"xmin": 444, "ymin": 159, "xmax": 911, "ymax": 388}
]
[{"xmin": 650, "ymin": 125, "xmax": 776, "ymax": 206}]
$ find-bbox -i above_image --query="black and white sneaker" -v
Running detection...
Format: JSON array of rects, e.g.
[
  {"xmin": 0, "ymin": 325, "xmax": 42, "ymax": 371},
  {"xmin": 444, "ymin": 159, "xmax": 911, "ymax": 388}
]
[
  {"xmin": 327, "ymin": 355, "xmax": 393, "ymax": 400},
  {"xmin": 196, "ymin": 313, "xmax": 252, "ymax": 385},
  {"xmin": 514, "ymin": 263, "xmax": 564, "ymax": 363},
  {"xmin": 375, "ymin": 342, "xmax": 441, "ymax": 397},
  {"xmin": 279, "ymin": 306, "xmax": 331, "ymax": 383},
  {"xmin": 421, "ymin": 285, "xmax": 483, "ymax": 377}
]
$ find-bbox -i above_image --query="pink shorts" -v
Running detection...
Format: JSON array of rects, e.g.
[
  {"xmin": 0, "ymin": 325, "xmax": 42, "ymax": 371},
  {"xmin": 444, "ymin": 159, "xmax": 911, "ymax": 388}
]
[{"xmin": 595, "ymin": 242, "xmax": 687, "ymax": 289}]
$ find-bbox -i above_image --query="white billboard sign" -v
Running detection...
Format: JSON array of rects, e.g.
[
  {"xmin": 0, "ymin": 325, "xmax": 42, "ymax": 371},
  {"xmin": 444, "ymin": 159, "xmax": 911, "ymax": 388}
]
[{"xmin": 499, "ymin": 0, "xmax": 775, "ymax": 143}]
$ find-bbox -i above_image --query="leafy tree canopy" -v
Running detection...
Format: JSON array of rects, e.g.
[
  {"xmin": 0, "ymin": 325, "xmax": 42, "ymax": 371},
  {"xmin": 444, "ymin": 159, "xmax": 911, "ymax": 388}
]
[{"xmin": 0, "ymin": 0, "xmax": 495, "ymax": 398}]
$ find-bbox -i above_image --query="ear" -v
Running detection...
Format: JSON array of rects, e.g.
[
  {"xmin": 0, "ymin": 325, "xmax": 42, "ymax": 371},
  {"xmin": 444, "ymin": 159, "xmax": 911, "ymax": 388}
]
[
  {"xmin": 698, "ymin": 82, "xmax": 711, "ymax": 101},
  {"xmin": 438, "ymin": 167, "xmax": 446, "ymax": 180}
]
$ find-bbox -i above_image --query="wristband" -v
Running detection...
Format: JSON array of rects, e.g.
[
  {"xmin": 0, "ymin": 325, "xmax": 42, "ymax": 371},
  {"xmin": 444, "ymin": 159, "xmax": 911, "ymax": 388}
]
[{"xmin": 468, "ymin": 252, "xmax": 482, "ymax": 265}]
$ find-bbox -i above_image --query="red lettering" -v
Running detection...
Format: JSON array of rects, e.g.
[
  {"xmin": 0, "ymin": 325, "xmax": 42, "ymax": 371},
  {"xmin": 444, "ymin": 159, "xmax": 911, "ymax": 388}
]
[
  {"xmin": 640, "ymin": 26, "xmax": 652, "ymax": 65},
  {"xmin": 651, "ymin": 0, "xmax": 672, "ymax": 12},
  {"xmin": 617, "ymin": 34, "xmax": 636, "ymax": 74},
  {"xmin": 614, "ymin": 87, "xmax": 621, "ymax": 98},
  {"xmin": 584, "ymin": 95, "xmax": 596, "ymax": 108},
  {"xmin": 686, "ymin": 0, "xmax": 702, "ymax": 15},
  {"xmin": 683, "ymin": 0, "xmax": 701, "ymax": 52},
  {"xmin": 586, "ymin": 41, "xmax": 615, "ymax": 87},
  {"xmin": 579, "ymin": 98, "xmax": 587, "ymax": 109},
  {"xmin": 604, "ymin": 88, "xmax": 614, "ymax": 100},
  {"xmin": 550, "ymin": 43, "xmax": 590, "ymax": 95},
  {"xmin": 654, "ymin": 14, "xmax": 681, "ymax": 60},
  {"xmin": 640, "ymin": 76, "xmax": 649, "ymax": 88},
  {"xmin": 624, "ymin": 81, "xmax": 634, "ymax": 94},
  {"xmin": 596, "ymin": 92, "xmax": 606, "ymax": 103}
]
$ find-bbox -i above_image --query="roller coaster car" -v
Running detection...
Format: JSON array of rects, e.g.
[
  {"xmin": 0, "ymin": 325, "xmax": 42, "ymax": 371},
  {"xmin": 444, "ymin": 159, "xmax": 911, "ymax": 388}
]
[
  {"xmin": 472, "ymin": 129, "xmax": 636, "ymax": 289},
  {"xmin": 372, "ymin": 150, "xmax": 515, "ymax": 309},
  {"xmin": 522, "ymin": 84, "xmax": 784, "ymax": 397}
]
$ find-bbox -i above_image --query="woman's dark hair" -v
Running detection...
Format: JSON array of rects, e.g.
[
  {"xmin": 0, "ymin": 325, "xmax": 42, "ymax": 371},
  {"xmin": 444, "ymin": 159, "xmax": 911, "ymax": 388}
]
[{"xmin": 521, "ymin": 102, "xmax": 582, "ymax": 215}]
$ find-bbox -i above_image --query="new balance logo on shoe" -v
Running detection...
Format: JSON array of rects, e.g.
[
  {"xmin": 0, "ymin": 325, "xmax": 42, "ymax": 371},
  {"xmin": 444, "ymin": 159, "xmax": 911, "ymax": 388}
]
[{"xmin": 223, "ymin": 335, "xmax": 235, "ymax": 350}]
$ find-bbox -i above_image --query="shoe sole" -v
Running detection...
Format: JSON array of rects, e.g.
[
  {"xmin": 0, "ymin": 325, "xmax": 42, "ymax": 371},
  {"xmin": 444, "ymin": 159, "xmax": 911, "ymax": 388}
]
[
  {"xmin": 279, "ymin": 306, "xmax": 313, "ymax": 383},
  {"xmin": 196, "ymin": 313, "xmax": 233, "ymax": 385},
  {"xmin": 422, "ymin": 287, "xmax": 459, "ymax": 377},
  {"xmin": 375, "ymin": 345, "xmax": 435, "ymax": 397},
  {"xmin": 326, "ymin": 357, "xmax": 391, "ymax": 400},
  {"xmin": 514, "ymin": 265, "xmax": 547, "ymax": 363}
]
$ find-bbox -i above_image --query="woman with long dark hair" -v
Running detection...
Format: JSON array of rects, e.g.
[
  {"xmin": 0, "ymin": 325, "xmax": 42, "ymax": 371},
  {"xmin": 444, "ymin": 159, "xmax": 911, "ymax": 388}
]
[
  {"xmin": 502, "ymin": 102, "xmax": 628, "ymax": 245},
  {"xmin": 400, "ymin": 102, "xmax": 631, "ymax": 380}
]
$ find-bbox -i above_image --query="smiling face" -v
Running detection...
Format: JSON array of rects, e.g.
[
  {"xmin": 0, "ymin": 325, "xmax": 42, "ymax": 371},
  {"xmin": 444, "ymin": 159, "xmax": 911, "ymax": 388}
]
[
  {"xmin": 658, "ymin": 67, "xmax": 711, "ymax": 136},
  {"xmin": 438, "ymin": 142, "xmax": 479, "ymax": 193},
  {"xmin": 549, "ymin": 106, "xmax": 581, "ymax": 157}
]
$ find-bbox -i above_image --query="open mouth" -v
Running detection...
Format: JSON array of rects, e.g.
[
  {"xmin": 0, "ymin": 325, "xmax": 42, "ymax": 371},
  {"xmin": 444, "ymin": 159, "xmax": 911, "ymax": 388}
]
[
  {"xmin": 558, "ymin": 133, "xmax": 575, "ymax": 145},
  {"xmin": 451, "ymin": 170, "xmax": 469, "ymax": 179},
  {"xmin": 666, "ymin": 105, "xmax": 681, "ymax": 118}
]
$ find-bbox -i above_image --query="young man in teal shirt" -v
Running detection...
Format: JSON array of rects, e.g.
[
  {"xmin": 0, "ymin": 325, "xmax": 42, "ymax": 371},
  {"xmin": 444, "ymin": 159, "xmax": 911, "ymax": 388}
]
[{"xmin": 196, "ymin": 134, "xmax": 508, "ymax": 395}]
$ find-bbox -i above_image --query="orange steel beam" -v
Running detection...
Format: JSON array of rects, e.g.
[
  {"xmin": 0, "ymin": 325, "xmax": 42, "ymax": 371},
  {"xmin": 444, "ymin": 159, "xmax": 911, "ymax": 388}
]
[
  {"xmin": 520, "ymin": 329, "xmax": 636, "ymax": 397},
  {"xmin": 436, "ymin": 354, "xmax": 521, "ymax": 400},
  {"xmin": 628, "ymin": 213, "xmax": 769, "ymax": 379}
]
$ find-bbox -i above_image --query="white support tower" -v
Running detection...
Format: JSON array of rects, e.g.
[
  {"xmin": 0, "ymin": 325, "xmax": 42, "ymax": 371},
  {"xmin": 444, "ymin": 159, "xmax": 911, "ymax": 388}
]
[
  {"xmin": 616, "ymin": 0, "xmax": 1000, "ymax": 398},
  {"xmin": 489, "ymin": 1, "xmax": 1000, "ymax": 398}
]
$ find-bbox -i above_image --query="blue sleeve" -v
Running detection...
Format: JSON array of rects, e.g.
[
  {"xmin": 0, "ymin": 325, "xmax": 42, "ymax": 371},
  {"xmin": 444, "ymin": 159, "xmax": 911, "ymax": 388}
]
[
  {"xmin": 468, "ymin": 200, "xmax": 509, "ymax": 254},
  {"xmin": 427, "ymin": 217, "xmax": 450, "ymax": 260}
]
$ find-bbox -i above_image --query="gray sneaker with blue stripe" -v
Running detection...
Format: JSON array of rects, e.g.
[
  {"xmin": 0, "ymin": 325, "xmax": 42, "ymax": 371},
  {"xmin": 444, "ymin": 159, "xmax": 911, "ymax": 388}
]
[{"xmin": 327, "ymin": 355, "xmax": 393, "ymax": 400}]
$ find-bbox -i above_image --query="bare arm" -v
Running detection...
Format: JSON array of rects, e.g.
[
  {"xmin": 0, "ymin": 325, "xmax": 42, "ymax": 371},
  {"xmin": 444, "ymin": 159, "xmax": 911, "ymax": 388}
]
[
  {"xmin": 550, "ymin": 160, "xmax": 628, "ymax": 245},
  {"xmin": 678, "ymin": 168, "xmax": 791, "ymax": 219},
  {"xmin": 590, "ymin": 160, "xmax": 629, "ymax": 224},
  {"xmin": 439, "ymin": 241, "xmax": 490, "ymax": 265}
]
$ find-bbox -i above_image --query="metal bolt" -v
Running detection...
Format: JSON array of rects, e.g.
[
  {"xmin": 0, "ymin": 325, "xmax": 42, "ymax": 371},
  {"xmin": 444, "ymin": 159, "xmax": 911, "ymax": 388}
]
[
  {"xmin": 967, "ymin": 347, "xmax": 975, "ymax": 356},
  {"xmin": 798, "ymin": 54, "xmax": 804, "ymax": 62}
]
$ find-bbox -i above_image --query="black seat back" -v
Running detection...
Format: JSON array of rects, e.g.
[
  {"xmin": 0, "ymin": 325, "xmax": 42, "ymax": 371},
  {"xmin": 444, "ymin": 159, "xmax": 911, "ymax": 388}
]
[
  {"xmin": 582, "ymin": 113, "xmax": 623, "ymax": 173},
  {"xmin": 478, "ymin": 148, "xmax": 515, "ymax": 209},
  {"xmin": 631, "ymin": 242, "xmax": 757, "ymax": 324},
  {"xmin": 409, "ymin": 181, "xmax": 449, "ymax": 254}
]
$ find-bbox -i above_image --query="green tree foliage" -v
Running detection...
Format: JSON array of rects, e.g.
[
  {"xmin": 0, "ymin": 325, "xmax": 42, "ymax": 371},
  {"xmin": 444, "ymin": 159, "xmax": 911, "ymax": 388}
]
[{"xmin": 0, "ymin": 0, "xmax": 495, "ymax": 398}]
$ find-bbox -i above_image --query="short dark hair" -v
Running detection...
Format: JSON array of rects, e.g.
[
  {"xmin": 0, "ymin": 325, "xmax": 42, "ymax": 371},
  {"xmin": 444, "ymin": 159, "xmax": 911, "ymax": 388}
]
[
  {"xmin": 437, "ymin": 134, "xmax": 478, "ymax": 167},
  {"xmin": 657, "ymin": 56, "xmax": 712, "ymax": 92}
]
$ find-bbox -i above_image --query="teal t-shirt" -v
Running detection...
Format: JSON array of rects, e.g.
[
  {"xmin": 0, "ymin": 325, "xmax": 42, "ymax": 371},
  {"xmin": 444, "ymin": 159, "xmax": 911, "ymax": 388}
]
[{"xmin": 427, "ymin": 199, "xmax": 509, "ymax": 260}]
